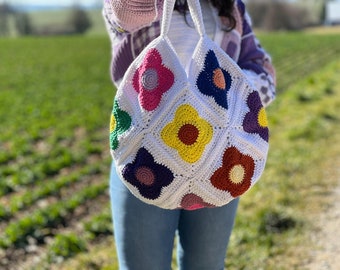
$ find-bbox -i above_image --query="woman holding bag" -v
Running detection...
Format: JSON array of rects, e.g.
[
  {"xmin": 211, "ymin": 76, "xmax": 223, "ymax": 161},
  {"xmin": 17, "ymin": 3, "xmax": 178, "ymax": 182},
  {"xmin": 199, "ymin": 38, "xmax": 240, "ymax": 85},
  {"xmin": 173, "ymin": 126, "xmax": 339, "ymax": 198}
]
[{"xmin": 103, "ymin": 0, "xmax": 276, "ymax": 269}]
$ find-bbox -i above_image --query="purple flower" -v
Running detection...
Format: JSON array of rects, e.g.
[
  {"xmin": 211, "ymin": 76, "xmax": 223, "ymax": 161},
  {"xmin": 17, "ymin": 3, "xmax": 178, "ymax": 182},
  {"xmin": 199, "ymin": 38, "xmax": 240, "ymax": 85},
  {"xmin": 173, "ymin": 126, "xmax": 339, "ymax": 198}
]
[
  {"xmin": 243, "ymin": 92, "xmax": 269, "ymax": 142},
  {"xmin": 122, "ymin": 148, "xmax": 174, "ymax": 200}
]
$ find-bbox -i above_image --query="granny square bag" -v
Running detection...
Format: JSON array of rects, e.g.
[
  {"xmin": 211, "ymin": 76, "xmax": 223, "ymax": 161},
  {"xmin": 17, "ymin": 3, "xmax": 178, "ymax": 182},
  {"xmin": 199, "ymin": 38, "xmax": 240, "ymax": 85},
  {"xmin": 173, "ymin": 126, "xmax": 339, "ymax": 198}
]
[{"xmin": 109, "ymin": 0, "xmax": 269, "ymax": 210}]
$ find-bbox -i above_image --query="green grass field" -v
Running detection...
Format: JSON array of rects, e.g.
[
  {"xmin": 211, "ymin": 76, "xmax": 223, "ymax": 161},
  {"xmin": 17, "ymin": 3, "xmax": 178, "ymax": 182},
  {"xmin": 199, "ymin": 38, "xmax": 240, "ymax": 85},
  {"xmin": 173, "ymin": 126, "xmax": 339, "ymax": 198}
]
[
  {"xmin": 29, "ymin": 9, "xmax": 107, "ymax": 36},
  {"xmin": 0, "ymin": 29, "xmax": 339, "ymax": 269}
]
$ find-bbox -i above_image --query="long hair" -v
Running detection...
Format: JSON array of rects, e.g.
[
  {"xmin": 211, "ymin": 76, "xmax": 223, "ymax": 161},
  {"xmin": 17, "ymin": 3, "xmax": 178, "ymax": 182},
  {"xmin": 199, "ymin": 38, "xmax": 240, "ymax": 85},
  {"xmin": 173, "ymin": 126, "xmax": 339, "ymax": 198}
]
[{"xmin": 174, "ymin": 0, "xmax": 236, "ymax": 31}]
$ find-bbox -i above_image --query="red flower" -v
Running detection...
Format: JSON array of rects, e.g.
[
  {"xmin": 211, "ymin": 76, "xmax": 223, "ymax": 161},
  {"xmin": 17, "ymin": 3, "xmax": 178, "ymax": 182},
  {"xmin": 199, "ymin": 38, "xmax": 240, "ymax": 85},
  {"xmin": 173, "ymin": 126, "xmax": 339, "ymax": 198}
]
[{"xmin": 210, "ymin": 147, "xmax": 255, "ymax": 197}]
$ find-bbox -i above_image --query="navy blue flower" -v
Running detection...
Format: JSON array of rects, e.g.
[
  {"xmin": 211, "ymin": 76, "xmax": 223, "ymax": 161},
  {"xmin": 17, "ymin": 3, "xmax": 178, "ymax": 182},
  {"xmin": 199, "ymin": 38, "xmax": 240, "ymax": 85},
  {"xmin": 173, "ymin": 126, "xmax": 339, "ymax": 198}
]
[{"xmin": 196, "ymin": 50, "xmax": 232, "ymax": 110}]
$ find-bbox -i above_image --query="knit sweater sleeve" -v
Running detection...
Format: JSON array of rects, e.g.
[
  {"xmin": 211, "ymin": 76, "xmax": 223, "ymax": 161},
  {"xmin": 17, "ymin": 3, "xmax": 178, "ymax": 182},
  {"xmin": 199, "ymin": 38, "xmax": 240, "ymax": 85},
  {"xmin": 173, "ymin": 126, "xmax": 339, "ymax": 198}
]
[
  {"xmin": 236, "ymin": 0, "xmax": 276, "ymax": 107},
  {"xmin": 103, "ymin": 0, "xmax": 163, "ymax": 33}
]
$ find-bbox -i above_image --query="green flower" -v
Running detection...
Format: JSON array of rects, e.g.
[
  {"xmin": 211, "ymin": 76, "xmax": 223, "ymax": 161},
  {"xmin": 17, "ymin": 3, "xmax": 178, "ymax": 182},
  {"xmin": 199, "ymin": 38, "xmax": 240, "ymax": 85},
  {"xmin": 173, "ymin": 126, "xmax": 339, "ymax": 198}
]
[{"xmin": 110, "ymin": 100, "xmax": 132, "ymax": 150}]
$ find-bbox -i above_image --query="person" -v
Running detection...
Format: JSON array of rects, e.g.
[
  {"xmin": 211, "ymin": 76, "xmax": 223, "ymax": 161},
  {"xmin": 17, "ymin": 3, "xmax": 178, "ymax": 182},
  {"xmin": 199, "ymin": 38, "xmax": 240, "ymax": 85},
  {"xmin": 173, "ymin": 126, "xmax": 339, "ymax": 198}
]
[{"xmin": 102, "ymin": 0, "xmax": 276, "ymax": 269}]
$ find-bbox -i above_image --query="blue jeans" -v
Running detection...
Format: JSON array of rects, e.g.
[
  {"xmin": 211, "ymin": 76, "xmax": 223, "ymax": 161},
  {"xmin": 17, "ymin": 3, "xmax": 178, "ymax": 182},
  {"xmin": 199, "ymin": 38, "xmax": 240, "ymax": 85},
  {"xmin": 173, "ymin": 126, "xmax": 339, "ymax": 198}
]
[{"xmin": 110, "ymin": 163, "xmax": 239, "ymax": 270}]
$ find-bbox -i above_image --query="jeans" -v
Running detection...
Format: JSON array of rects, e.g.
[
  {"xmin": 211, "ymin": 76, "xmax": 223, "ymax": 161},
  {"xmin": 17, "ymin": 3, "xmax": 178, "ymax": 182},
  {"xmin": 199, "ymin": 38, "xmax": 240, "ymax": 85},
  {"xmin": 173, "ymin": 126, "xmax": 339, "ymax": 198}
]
[{"xmin": 110, "ymin": 163, "xmax": 239, "ymax": 270}]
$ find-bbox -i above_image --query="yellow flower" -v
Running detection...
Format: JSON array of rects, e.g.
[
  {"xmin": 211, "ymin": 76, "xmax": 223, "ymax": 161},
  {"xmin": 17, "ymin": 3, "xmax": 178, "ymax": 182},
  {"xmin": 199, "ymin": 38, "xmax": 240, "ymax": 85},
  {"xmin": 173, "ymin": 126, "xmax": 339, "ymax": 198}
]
[
  {"xmin": 258, "ymin": 107, "xmax": 268, "ymax": 128},
  {"xmin": 161, "ymin": 105, "xmax": 213, "ymax": 163},
  {"xmin": 110, "ymin": 114, "xmax": 116, "ymax": 133}
]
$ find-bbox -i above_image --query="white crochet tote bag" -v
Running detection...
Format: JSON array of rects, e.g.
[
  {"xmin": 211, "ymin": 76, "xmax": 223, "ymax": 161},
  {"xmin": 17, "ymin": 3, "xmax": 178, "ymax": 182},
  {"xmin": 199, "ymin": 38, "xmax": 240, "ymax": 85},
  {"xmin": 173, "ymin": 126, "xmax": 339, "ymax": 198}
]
[{"xmin": 109, "ymin": 0, "xmax": 269, "ymax": 210}]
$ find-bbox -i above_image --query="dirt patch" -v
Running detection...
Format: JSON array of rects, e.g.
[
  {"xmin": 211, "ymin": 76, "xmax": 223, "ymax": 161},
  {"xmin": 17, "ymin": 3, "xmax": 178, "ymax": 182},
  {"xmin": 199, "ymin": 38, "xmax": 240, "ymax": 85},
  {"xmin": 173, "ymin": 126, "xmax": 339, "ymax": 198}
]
[{"xmin": 303, "ymin": 161, "xmax": 340, "ymax": 270}]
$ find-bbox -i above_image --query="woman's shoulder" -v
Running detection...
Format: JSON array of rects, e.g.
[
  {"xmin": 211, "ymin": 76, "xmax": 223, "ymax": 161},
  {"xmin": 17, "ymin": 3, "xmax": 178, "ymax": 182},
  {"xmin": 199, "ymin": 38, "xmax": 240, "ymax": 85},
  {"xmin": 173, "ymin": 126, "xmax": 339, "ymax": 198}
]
[{"xmin": 235, "ymin": 0, "xmax": 246, "ymax": 15}]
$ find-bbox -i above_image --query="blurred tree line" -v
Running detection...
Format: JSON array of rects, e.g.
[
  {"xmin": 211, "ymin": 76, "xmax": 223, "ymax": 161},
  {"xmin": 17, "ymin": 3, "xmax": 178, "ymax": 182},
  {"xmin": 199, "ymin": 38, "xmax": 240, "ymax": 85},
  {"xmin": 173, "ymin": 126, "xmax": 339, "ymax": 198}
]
[
  {"xmin": 0, "ymin": 3, "xmax": 91, "ymax": 37},
  {"xmin": 0, "ymin": 0, "xmax": 334, "ymax": 36},
  {"xmin": 247, "ymin": 0, "xmax": 332, "ymax": 31}
]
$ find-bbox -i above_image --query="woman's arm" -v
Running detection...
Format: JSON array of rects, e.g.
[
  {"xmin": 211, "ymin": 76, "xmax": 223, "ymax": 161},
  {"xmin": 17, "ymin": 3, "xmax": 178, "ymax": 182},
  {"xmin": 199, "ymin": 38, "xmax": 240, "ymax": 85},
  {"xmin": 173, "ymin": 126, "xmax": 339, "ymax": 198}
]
[
  {"xmin": 237, "ymin": 0, "xmax": 276, "ymax": 107},
  {"xmin": 104, "ymin": 0, "xmax": 163, "ymax": 33}
]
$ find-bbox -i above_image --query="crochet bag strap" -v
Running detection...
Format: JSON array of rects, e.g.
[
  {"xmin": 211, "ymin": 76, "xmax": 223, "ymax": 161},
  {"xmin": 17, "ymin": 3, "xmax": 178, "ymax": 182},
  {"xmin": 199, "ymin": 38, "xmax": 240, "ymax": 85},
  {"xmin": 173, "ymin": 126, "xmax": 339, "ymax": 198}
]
[{"xmin": 161, "ymin": 0, "xmax": 206, "ymax": 39}]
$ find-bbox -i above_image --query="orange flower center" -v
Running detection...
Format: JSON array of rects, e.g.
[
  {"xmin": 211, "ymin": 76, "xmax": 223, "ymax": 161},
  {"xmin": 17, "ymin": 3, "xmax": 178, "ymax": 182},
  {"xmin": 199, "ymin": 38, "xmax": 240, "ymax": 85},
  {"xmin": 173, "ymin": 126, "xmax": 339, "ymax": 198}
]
[{"xmin": 213, "ymin": 68, "xmax": 226, "ymax": 90}]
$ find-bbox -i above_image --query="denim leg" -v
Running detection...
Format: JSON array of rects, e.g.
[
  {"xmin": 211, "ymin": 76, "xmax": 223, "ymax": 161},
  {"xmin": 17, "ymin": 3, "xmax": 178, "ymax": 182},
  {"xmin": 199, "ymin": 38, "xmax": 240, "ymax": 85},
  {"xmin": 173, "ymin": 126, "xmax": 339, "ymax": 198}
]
[
  {"xmin": 177, "ymin": 198, "xmax": 239, "ymax": 270},
  {"xmin": 110, "ymin": 163, "xmax": 180, "ymax": 270}
]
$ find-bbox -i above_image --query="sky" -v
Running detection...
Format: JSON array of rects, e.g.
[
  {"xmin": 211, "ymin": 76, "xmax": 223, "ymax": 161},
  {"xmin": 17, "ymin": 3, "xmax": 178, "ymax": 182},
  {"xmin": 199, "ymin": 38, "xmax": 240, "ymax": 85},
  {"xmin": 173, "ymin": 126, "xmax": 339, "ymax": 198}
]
[{"xmin": 0, "ymin": 0, "xmax": 100, "ymax": 6}]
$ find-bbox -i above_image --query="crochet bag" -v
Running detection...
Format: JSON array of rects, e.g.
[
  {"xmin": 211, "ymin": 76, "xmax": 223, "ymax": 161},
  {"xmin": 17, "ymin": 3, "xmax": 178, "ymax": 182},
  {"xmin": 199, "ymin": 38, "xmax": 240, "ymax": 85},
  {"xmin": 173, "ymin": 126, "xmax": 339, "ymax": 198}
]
[{"xmin": 109, "ymin": 0, "xmax": 269, "ymax": 210}]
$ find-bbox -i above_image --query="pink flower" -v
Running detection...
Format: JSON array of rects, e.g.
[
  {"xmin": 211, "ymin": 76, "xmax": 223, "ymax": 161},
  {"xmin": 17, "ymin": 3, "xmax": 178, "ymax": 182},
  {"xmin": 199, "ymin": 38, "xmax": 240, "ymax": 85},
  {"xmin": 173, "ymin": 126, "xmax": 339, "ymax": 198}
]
[
  {"xmin": 133, "ymin": 49, "xmax": 174, "ymax": 111},
  {"xmin": 180, "ymin": 193, "xmax": 214, "ymax": 210}
]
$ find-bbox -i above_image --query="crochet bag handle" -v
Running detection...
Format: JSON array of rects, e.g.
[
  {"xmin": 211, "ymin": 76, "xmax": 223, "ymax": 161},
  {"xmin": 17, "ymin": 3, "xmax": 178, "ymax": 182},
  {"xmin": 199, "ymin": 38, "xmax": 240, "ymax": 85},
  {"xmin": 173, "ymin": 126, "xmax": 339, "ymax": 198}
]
[{"xmin": 161, "ymin": 0, "xmax": 206, "ymax": 38}]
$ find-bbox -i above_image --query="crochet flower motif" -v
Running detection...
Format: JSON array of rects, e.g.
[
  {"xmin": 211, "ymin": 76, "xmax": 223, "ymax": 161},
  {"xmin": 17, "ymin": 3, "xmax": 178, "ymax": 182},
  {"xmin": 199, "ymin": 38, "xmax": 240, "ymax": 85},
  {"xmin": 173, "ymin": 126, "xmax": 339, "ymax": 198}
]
[
  {"xmin": 243, "ymin": 92, "xmax": 269, "ymax": 142},
  {"xmin": 180, "ymin": 193, "xmax": 214, "ymax": 210},
  {"xmin": 110, "ymin": 100, "xmax": 132, "ymax": 150},
  {"xmin": 196, "ymin": 50, "xmax": 232, "ymax": 110},
  {"xmin": 210, "ymin": 146, "xmax": 255, "ymax": 197},
  {"xmin": 122, "ymin": 147, "xmax": 174, "ymax": 200},
  {"xmin": 132, "ymin": 48, "xmax": 174, "ymax": 111},
  {"xmin": 161, "ymin": 104, "xmax": 213, "ymax": 163}
]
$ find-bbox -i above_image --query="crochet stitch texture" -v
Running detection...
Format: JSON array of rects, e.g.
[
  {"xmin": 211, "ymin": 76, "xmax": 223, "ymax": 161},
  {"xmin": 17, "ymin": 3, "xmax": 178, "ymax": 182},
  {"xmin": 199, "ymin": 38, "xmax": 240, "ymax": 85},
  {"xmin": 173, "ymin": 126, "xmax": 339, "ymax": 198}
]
[{"xmin": 110, "ymin": 0, "xmax": 269, "ymax": 210}]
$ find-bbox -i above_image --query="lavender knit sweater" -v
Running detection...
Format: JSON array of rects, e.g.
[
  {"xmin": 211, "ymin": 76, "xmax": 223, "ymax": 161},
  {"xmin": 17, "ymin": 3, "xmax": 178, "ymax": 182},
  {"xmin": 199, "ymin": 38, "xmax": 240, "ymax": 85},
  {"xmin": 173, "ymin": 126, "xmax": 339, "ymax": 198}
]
[{"xmin": 103, "ymin": 0, "xmax": 276, "ymax": 107}]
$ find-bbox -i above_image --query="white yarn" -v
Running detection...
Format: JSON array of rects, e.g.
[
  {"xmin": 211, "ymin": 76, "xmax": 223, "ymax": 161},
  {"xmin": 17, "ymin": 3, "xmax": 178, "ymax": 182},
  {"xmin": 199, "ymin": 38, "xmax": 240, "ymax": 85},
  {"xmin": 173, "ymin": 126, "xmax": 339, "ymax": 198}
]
[{"xmin": 110, "ymin": 0, "xmax": 269, "ymax": 210}]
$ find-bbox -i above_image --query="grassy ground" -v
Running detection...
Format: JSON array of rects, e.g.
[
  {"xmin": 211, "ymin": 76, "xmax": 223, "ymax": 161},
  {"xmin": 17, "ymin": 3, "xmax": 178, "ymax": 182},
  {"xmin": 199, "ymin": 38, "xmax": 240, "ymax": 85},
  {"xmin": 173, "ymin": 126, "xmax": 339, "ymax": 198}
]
[{"xmin": 304, "ymin": 25, "xmax": 340, "ymax": 35}]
